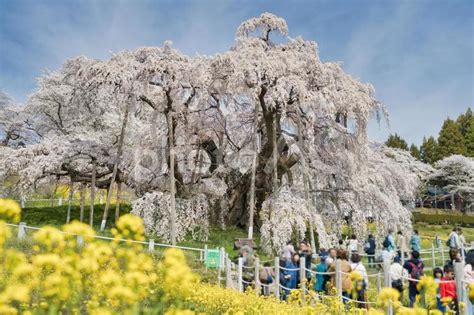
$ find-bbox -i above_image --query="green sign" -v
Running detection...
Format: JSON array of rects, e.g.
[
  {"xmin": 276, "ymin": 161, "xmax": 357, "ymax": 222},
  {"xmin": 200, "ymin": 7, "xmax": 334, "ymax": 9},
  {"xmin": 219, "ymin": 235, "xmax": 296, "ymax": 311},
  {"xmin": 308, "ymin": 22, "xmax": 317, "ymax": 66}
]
[{"xmin": 205, "ymin": 249, "xmax": 220, "ymax": 269}]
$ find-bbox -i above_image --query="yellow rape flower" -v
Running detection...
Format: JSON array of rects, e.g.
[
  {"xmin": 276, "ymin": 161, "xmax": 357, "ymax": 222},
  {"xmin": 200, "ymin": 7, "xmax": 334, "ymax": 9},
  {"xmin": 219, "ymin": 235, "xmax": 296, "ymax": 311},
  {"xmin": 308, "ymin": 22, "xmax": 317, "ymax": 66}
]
[
  {"xmin": 0, "ymin": 221, "xmax": 12, "ymax": 247},
  {"xmin": 469, "ymin": 283, "xmax": 474, "ymax": 303},
  {"xmin": 63, "ymin": 220, "xmax": 96, "ymax": 242},
  {"xmin": 32, "ymin": 226, "xmax": 66, "ymax": 252},
  {"xmin": 0, "ymin": 199, "xmax": 21, "ymax": 223},
  {"xmin": 0, "ymin": 284, "xmax": 30, "ymax": 304},
  {"xmin": 378, "ymin": 288, "xmax": 400, "ymax": 308},
  {"xmin": 112, "ymin": 214, "xmax": 145, "ymax": 241}
]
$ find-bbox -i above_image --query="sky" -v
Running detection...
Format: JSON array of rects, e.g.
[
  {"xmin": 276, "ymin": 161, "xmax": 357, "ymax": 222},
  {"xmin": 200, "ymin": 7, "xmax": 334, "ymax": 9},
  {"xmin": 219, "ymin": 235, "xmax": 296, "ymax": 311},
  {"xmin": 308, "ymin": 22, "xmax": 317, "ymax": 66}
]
[{"xmin": 0, "ymin": 0, "xmax": 473, "ymax": 145}]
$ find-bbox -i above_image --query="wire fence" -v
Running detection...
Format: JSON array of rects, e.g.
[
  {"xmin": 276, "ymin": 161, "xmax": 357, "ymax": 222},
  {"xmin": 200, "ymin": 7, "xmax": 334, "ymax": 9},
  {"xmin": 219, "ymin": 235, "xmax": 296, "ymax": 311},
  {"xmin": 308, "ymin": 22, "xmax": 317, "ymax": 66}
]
[{"xmin": 6, "ymin": 222, "xmax": 207, "ymax": 261}]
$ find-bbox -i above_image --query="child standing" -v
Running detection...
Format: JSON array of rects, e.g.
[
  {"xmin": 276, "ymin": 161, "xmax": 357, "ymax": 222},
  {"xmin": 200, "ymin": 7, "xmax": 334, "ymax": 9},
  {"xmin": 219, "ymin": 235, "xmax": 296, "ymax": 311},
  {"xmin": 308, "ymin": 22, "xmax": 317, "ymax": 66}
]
[
  {"xmin": 433, "ymin": 267, "xmax": 445, "ymax": 313},
  {"xmin": 439, "ymin": 265, "xmax": 457, "ymax": 313},
  {"xmin": 259, "ymin": 262, "xmax": 274, "ymax": 296}
]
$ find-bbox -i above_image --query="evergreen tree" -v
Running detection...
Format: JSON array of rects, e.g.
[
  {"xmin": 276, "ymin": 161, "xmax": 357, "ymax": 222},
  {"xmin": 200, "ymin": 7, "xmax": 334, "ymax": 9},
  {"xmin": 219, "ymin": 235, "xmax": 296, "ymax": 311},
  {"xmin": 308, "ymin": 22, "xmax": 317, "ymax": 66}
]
[
  {"xmin": 465, "ymin": 119, "xmax": 474, "ymax": 157},
  {"xmin": 420, "ymin": 136, "xmax": 438, "ymax": 164},
  {"xmin": 409, "ymin": 143, "xmax": 421, "ymax": 159},
  {"xmin": 456, "ymin": 107, "xmax": 474, "ymax": 156},
  {"xmin": 385, "ymin": 133, "xmax": 409, "ymax": 150},
  {"xmin": 436, "ymin": 118, "xmax": 466, "ymax": 159}
]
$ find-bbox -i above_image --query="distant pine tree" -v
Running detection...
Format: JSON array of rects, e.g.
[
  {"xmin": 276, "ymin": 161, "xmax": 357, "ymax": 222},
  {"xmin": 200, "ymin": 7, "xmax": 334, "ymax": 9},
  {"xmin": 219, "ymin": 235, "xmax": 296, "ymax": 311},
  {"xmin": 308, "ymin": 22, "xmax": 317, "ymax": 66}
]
[
  {"xmin": 385, "ymin": 133, "xmax": 409, "ymax": 150},
  {"xmin": 409, "ymin": 143, "xmax": 421, "ymax": 160},
  {"xmin": 465, "ymin": 119, "xmax": 474, "ymax": 157},
  {"xmin": 437, "ymin": 118, "xmax": 466, "ymax": 159},
  {"xmin": 456, "ymin": 107, "xmax": 473, "ymax": 157},
  {"xmin": 420, "ymin": 136, "xmax": 438, "ymax": 164}
]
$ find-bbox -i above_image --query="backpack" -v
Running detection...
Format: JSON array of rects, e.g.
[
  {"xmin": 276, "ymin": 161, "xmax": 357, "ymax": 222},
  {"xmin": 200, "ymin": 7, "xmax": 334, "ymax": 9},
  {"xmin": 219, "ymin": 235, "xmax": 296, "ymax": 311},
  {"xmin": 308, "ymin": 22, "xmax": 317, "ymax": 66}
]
[
  {"xmin": 364, "ymin": 242, "xmax": 370, "ymax": 252},
  {"xmin": 383, "ymin": 236, "xmax": 390, "ymax": 249},
  {"xmin": 392, "ymin": 279, "xmax": 403, "ymax": 292},
  {"xmin": 259, "ymin": 267, "xmax": 273, "ymax": 283},
  {"xmin": 408, "ymin": 261, "xmax": 423, "ymax": 280}
]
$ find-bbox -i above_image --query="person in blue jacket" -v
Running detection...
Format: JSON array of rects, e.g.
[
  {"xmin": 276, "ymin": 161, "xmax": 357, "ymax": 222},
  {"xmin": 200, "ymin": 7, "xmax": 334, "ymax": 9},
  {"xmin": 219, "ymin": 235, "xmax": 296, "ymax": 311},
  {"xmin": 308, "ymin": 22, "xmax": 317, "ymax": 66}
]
[
  {"xmin": 410, "ymin": 230, "xmax": 421, "ymax": 252},
  {"xmin": 314, "ymin": 255, "xmax": 328, "ymax": 293},
  {"xmin": 281, "ymin": 253, "xmax": 300, "ymax": 299}
]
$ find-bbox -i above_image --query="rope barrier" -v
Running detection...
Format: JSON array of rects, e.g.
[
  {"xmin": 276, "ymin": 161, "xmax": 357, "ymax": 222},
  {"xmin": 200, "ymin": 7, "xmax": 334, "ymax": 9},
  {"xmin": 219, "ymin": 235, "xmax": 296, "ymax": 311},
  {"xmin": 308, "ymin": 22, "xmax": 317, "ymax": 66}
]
[
  {"xmin": 279, "ymin": 266, "xmax": 299, "ymax": 272},
  {"xmin": 303, "ymin": 267, "xmax": 335, "ymax": 275},
  {"xmin": 278, "ymin": 283, "xmax": 294, "ymax": 291},
  {"xmin": 399, "ymin": 275, "xmax": 456, "ymax": 284},
  {"xmin": 7, "ymin": 222, "xmax": 205, "ymax": 253},
  {"xmin": 343, "ymin": 296, "xmax": 378, "ymax": 305}
]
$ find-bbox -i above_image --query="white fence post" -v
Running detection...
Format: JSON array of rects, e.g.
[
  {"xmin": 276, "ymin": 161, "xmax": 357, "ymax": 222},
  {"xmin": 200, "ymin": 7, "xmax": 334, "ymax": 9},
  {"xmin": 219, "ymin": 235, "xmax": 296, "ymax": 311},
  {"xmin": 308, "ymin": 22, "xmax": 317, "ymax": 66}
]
[
  {"xmin": 148, "ymin": 239, "xmax": 155, "ymax": 252},
  {"xmin": 440, "ymin": 243, "xmax": 445, "ymax": 264},
  {"xmin": 383, "ymin": 258, "xmax": 393, "ymax": 315},
  {"xmin": 377, "ymin": 272, "xmax": 382, "ymax": 293},
  {"xmin": 58, "ymin": 197, "xmax": 63, "ymax": 206},
  {"xmin": 204, "ymin": 244, "xmax": 208, "ymax": 263},
  {"xmin": 454, "ymin": 261, "xmax": 466, "ymax": 313},
  {"xmin": 431, "ymin": 244, "xmax": 436, "ymax": 268},
  {"xmin": 255, "ymin": 257, "xmax": 260, "ymax": 296},
  {"xmin": 220, "ymin": 247, "xmax": 225, "ymax": 270},
  {"xmin": 18, "ymin": 222, "xmax": 26, "ymax": 239},
  {"xmin": 383, "ymin": 258, "xmax": 392, "ymax": 287},
  {"xmin": 238, "ymin": 257, "xmax": 243, "ymax": 292},
  {"xmin": 335, "ymin": 259, "xmax": 342, "ymax": 302},
  {"xmin": 225, "ymin": 255, "xmax": 232, "ymax": 289},
  {"xmin": 300, "ymin": 256, "xmax": 306, "ymax": 302},
  {"xmin": 77, "ymin": 235, "xmax": 84, "ymax": 249},
  {"xmin": 274, "ymin": 256, "xmax": 280, "ymax": 300},
  {"xmin": 20, "ymin": 196, "xmax": 26, "ymax": 208}
]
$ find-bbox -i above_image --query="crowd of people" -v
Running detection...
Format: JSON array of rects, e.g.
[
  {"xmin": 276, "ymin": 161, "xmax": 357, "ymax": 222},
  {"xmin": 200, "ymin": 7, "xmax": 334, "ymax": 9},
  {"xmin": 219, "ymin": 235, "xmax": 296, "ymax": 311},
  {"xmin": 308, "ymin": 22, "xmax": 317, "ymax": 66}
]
[{"xmin": 235, "ymin": 228, "xmax": 473, "ymax": 313}]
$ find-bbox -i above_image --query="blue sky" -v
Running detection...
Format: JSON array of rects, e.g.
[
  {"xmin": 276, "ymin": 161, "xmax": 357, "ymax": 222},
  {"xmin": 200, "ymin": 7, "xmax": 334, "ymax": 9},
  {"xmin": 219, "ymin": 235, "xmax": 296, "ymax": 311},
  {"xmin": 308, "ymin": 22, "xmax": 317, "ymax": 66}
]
[{"xmin": 0, "ymin": 0, "xmax": 473, "ymax": 145}]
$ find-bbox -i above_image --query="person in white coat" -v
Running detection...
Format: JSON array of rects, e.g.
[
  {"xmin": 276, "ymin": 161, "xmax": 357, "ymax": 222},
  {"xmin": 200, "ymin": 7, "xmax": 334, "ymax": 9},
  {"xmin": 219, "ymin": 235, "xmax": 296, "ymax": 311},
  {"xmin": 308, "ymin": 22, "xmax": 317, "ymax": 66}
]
[
  {"xmin": 390, "ymin": 256, "xmax": 407, "ymax": 297},
  {"xmin": 348, "ymin": 234, "xmax": 359, "ymax": 252},
  {"xmin": 396, "ymin": 231, "xmax": 408, "ymax": 259},
  {"xmin": 350, "ymin": 253, "xmax": 369, "ymax": 308},
  {"xmin": 448, "ymin": 228, "xmax": 461, "ymax": 249}
]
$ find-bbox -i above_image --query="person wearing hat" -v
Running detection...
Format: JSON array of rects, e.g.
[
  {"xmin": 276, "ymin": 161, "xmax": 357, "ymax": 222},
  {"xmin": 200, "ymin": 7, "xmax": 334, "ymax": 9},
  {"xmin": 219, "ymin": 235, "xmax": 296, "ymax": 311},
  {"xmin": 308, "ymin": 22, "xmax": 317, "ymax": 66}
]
[
  {"xmin": 390, "ymin": 255, "xmax": 407, "ymax": 297},
  {"xmin": 281, "ymin": 242, "xmax": 295, "ymax": 261}
]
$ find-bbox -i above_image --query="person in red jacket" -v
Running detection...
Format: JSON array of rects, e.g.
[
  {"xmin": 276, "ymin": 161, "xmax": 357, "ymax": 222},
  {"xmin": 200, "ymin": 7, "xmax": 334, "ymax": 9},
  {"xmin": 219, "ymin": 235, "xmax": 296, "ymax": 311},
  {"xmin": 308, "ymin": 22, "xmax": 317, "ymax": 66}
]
[{"xmin": 439, "ymin": 265, "xmax": 457, "ymax": 313}]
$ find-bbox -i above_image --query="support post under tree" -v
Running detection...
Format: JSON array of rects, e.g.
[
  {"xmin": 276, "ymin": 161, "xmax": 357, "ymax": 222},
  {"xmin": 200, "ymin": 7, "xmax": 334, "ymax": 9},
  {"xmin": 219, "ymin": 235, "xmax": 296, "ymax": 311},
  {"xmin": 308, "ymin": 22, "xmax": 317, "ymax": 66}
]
[
  {"xmin": 66, "ymin": 178, "xmax": 74, "ymax": 223},
  {"xmin": 115, "ymin": 181, "xmax": 122, "ymax": 222},
  {"xmin": 101, "ymin": 96, "xmax": 132, "ymax": 232},
  {"xmin": 79, "ymin": 182, "xmax": 86, "ymax": 222},
  {"xmin": 89, "ymin": 158, "xmax": 96, "ymax": 227}
]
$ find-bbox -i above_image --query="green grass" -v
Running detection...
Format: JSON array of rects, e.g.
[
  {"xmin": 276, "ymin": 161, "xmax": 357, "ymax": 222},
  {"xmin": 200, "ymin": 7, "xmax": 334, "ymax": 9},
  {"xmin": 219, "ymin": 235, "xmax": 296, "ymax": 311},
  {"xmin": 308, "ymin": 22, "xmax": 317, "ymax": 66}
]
[{"xmin": 20, "ymin": 203, "xmax": 131, "ymax": 231}]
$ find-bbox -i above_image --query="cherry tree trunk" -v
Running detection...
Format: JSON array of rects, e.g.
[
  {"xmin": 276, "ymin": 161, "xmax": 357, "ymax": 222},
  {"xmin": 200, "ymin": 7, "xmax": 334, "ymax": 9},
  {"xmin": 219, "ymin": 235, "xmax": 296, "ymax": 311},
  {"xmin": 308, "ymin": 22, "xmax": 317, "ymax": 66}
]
[
  {"xmin": 168, "ymin": 110, "xmax": 177, "ymax": 245},
  {"xmin": 247, "ymin": 103, "xmax": 259, "ymax": 239},
  {"xmin": 296, "ymin": 112, "xmax": 316, "ymax": 252},
  {"xmin": 272, "ymin": 113, "xmax": 278, "ymax": 192}
]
